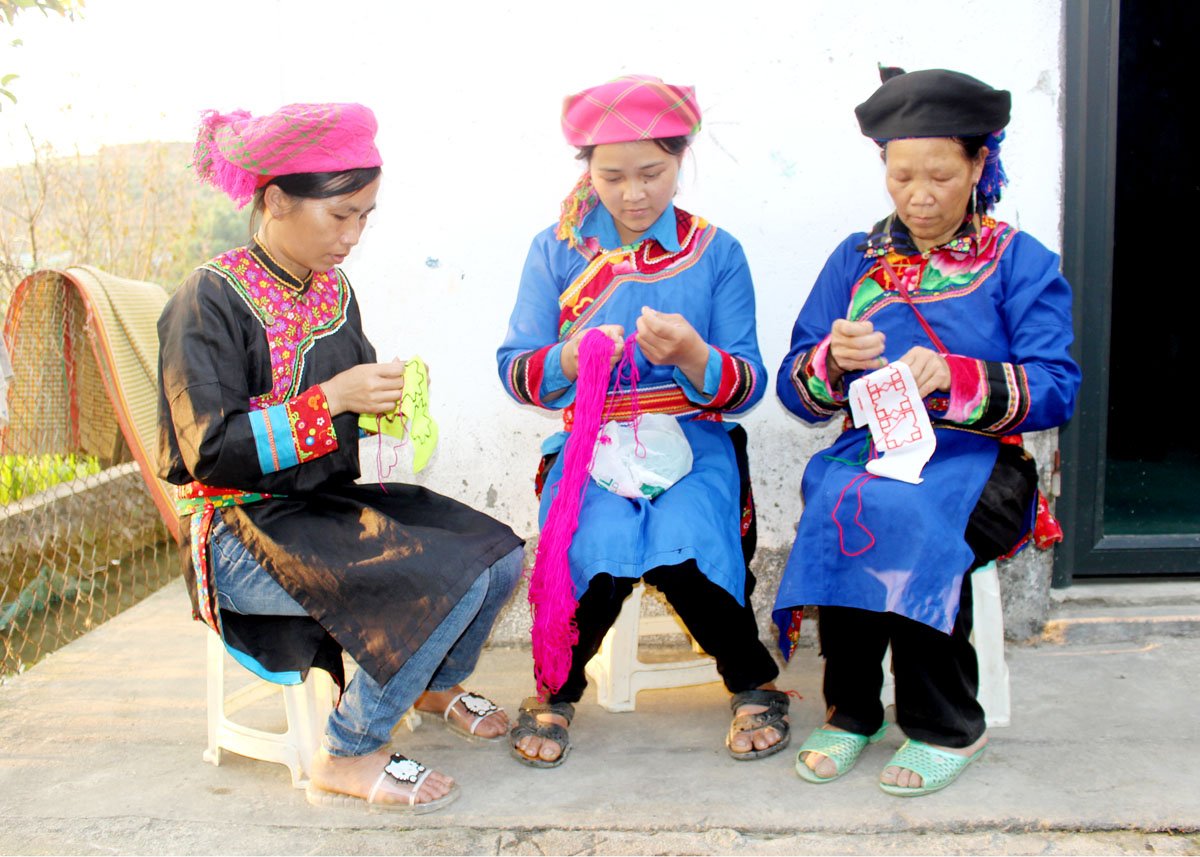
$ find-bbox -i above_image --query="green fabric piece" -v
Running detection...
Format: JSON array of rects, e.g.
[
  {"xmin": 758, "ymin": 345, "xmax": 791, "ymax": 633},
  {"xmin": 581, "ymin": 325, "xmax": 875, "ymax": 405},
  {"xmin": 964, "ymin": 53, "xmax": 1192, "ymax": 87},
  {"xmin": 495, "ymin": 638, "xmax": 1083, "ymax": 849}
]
[{"xmin": 358, "ymin": 357, "xmax": 439, "ymax": 473}]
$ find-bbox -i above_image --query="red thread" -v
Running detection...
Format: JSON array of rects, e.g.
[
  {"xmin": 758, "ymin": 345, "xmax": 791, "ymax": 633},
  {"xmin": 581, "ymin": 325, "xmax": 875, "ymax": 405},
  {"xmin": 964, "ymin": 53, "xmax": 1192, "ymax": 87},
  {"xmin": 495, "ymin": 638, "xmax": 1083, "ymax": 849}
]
[{"xmin": 831, "ymin": 471, "xmax": 879, "ymax": 557}]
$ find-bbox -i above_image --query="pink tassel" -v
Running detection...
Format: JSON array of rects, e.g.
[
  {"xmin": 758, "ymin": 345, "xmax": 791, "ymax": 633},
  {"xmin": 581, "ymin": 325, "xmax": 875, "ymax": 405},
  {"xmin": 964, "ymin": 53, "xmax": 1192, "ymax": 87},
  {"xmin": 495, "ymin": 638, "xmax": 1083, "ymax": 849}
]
[
  {"xmin": 530, "ymin": 329, "xmax": 620, "ymax": 698},
  {"xmin": 193, "ymin": 109, "xmax": 259, "ymax": 208}
]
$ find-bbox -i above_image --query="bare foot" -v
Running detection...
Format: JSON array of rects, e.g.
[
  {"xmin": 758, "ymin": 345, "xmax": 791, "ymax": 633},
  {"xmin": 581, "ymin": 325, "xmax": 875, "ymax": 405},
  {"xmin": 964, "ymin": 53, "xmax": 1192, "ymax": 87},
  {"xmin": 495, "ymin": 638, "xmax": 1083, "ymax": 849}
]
[
  {"xmin": 416, "ymin": 686, "xmax": 509, "ymax": 739},
  {"xmin": 799, "ymin": 723, "xmax": 849, "ymax": 779},
  {"xmin": 513, "ymin": 711, "xmax": 568, "ymax": 764},
  {"xmin": 880, "ymin": 733, "xmax": 989, "ymax": 789},
  {"xmin": 728, "ymin": 683, "xmax": 789, "ymax": 755},
  {"xmin": 309, "ymin": 746, "xmax": 454, "ymax": 808}
]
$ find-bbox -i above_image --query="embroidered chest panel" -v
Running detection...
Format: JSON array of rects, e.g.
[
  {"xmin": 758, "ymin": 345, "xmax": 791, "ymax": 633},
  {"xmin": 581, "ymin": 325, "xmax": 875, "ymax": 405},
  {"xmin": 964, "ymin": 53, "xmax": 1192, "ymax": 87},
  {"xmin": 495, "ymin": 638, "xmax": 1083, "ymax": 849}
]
[
  {"xmin": 849, "ymin": 220, "xmax": 1017, "ymax": 323},
  {"xmin": 557, "ymin": 209, "xmax": 716, "ymax": 340},
  {"xmin": 205, "ymin": 247, "xmax": 351, "ymax": 407}
]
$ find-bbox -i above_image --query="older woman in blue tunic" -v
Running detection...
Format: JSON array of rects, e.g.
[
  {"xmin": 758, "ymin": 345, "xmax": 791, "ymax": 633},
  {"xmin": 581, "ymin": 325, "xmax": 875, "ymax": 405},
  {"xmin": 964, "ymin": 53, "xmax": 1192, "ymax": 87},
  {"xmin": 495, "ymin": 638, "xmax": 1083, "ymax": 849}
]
[{"xmin": 773, "ymin": 68, "xmax": 1080, "ymax": 796}]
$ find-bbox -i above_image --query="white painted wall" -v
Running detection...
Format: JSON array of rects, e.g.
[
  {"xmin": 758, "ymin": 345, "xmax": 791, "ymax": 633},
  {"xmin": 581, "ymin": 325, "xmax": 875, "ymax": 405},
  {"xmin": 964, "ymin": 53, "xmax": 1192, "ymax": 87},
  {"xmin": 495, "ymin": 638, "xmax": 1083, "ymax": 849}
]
[
  {"xmin": 326, "ymin": 0, "xmax": 1067, "ymax": 550},
  {"xmin": 8, "ymin": 0, "xmax": 1063, "ymax": 549}
]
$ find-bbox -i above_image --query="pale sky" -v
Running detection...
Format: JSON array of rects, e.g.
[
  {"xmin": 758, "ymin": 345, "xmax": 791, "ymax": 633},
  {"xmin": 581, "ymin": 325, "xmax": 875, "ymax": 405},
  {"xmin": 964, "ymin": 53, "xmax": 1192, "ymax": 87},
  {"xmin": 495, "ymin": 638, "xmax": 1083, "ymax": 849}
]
[{"xmin": 1, "ymin": 0, "xmax": 326, "ymax": 165}]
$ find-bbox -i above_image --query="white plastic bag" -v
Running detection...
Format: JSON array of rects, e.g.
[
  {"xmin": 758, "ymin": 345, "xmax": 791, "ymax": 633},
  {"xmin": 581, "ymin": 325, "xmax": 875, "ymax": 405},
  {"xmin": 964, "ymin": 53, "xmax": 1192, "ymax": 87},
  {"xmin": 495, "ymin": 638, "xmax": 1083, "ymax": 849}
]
[{"xmin": 590, "ymin": 413, "xmax": 693, "ymax": 500}]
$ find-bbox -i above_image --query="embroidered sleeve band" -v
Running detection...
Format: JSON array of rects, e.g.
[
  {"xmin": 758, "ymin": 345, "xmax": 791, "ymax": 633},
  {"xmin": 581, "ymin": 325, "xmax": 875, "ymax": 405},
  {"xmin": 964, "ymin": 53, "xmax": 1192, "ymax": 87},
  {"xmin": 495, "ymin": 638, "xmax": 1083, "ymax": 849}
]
[
  {"xmin": 505, "ymin": 344, "xmax": 556, "ymax": 408},
  {"xmin": 704, "ymin": 346, "xmax": 759, "ymax": 411},
  {"xmin": 943, "ymin": 354, "xmax": 1030, "ymax": 433},
  {"xmin": 791, "ymin": 338, "xmax": 844, "ymax": 418},
  {"xmin": 248, "ymin": 384, "xmax": 338, "ymax": 475}
]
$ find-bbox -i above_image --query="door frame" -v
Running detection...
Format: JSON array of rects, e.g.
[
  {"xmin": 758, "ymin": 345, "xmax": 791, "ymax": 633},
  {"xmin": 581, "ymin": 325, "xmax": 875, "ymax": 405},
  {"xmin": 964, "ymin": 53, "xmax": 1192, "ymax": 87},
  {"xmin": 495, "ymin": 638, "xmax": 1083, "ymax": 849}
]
[{"xmin": 1055, "ymin": 0, "xmax": 1200, "ymax": 585}]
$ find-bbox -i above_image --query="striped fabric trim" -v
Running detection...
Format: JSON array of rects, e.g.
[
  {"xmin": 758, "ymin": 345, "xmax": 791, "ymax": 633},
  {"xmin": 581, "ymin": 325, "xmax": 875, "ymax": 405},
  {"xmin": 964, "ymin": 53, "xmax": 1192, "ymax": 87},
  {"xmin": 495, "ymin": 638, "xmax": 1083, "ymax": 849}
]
[
  {"xmin": 506, "ymin": 344, "xmax": 554, "ymax": 407},
  {"xmin": 790, "ymin": 345, "xmax": 844, "ymax": 419},
  {"xmin": 248, "ymin": 403, "xmax": 299, "ymax": 474},
  {"xmin": 707, "ymin": 348, "xmax": 757, "ymax": 411},
  {"xmin": 975, "ymin": 360, "xmax": 1030, "ymax": 433},
  {"xmin": 562, "ymin": 382, "xmax": 723, "ymax": 432}
]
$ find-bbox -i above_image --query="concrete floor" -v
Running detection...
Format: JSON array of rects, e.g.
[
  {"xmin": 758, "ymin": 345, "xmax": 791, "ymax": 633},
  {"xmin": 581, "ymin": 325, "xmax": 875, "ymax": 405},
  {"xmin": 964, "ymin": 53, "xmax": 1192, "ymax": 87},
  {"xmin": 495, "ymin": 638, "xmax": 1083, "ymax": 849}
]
[{"xmin": 1, "ymin": 580, "xmax": 1198, "ymax": 855}]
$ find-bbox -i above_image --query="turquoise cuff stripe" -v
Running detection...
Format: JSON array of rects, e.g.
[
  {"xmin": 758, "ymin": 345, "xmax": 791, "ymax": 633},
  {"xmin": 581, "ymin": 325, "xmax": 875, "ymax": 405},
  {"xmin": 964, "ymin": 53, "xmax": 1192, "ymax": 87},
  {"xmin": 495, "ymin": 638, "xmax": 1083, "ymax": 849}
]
[
  {"xmin": 248, "ymin": 404, "xmax": 300, "ymax": 474},
  {"xmin": 266, "ymin": 404, "xmax": 299, "ymax": 470},
  {"xmin": 247, "ymin": 409, "xmax": 275, "ymax": 474}
]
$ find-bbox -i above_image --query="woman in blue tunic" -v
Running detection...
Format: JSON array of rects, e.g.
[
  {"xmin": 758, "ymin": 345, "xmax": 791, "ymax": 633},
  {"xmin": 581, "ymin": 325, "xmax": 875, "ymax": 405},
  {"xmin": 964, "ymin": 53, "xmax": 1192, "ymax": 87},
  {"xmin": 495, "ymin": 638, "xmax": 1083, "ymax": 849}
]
[
  {"xmin": 497, "ymin": 75, "xmax": 786, "ymax": 766},
  {"xmin": 773, "ymin": 68, "xmax": 1080, "ymax": 795}
]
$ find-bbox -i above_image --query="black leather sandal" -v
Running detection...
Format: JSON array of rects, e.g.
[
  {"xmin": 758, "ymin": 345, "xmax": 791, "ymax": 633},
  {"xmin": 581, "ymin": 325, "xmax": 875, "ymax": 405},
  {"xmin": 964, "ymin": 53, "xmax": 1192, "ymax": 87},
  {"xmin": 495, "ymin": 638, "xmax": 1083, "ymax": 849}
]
[
  {"xmin": 510, "ymin": 696, "xmax": 575, "ymax": 768},
  {"xmin": 726, "ymin": 689, "xmax": 791, "ymax": 761}
]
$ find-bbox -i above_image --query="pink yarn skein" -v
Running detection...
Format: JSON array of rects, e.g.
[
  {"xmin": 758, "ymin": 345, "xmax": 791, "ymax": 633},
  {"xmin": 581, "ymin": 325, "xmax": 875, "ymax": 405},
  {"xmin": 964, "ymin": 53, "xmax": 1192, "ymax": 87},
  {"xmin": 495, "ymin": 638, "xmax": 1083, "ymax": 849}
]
[{"xmin": 530, "ymin": 329, "xmax": 625, "ymax": 698}]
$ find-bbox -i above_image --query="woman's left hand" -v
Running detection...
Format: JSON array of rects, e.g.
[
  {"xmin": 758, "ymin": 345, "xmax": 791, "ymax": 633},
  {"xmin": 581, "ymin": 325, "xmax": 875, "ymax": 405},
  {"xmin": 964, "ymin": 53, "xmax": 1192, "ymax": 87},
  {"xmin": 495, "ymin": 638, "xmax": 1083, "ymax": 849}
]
[
  {"xmin": 898, "ymin": 346, "xmax": 951, "ymax": 397},
  {"xmin": 636, "ymin": 307, "xmax": 709, "ymax": 388}
]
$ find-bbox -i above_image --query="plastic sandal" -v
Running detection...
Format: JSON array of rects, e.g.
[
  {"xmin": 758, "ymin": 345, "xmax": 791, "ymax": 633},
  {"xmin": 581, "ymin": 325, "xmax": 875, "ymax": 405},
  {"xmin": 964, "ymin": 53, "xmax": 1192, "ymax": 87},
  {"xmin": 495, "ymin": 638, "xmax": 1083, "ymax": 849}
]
[
  {"xmin": 878, "ymin": 738, "xmax": 986, "ymax": 797},
  {"xmin": 726, "ymin": 689, "xmax": 791, "ymax": 761},
  {"xmin": 795, "ymin": 723, "xmax": 888, "ymax": 783},
  {"xmin": 305, "ymin": 753, "xmax": 460, "ymax": 814},
  {"xmin": 510, "ymin": 696, "xmax": 574, "ymax": 768},
  {"xmin": 439, "ymin": 691, "xmax": 505, "ymax": 743}
]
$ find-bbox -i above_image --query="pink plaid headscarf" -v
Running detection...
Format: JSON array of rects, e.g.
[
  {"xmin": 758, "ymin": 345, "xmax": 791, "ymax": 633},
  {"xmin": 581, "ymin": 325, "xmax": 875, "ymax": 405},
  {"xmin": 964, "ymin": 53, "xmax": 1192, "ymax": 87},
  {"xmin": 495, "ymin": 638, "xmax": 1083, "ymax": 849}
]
[
  {"xmin": 193, "ymin": 103, "xmax": 382, "ymax": 208},
  {"xmin": 557, "ymin": 76, "xmax": 701, "ymax": 249},
  {"xmin": 561, "ymin": 75, "xmax": 700, "ymax": 146}
]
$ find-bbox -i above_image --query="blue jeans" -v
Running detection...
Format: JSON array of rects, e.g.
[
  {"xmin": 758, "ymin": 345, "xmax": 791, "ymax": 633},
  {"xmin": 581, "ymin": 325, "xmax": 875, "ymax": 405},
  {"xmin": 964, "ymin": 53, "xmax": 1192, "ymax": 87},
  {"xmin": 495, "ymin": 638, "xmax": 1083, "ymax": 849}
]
[{"xmin": 209, "ymin": 518, "xmax": 523, "ymax": 756}]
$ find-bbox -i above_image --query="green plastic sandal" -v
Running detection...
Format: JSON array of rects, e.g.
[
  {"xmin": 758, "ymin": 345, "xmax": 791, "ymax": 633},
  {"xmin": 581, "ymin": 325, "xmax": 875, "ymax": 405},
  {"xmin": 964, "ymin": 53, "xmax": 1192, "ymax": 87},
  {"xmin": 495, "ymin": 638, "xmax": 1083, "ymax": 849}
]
[
  {"xmin": 795, "ymin": 724, "xmax": 888, "ymax": 784},
  {"xmin": 878, "ymin": 738, "xmax": 986, "ymax": 797}
]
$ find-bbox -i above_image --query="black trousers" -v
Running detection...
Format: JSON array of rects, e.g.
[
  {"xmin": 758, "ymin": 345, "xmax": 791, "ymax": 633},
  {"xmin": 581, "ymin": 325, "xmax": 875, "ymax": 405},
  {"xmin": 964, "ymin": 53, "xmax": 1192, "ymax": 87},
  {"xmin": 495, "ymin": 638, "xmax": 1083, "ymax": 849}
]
[
  {"xmin": 818, "ymin": 442, "xmax": 1039, "ymax": 748},
  {"xmin": 544, "ymin": 424, "xmax": 779, "ymax": 704},
  {"xmin": 547, "ymin": 562, "xmax": 780, "ymax": 704},
  {"xmin": 819, "ymin": 571, "xmax": 982, "ymax": 747}
]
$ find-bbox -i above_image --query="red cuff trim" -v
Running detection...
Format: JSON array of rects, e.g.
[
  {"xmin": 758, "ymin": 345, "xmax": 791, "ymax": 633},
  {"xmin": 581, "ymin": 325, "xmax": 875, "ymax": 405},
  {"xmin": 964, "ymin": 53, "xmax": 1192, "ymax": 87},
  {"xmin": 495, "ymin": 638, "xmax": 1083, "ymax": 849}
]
[
  {"xmin": 287, "ymin": 385, "xmax": 338, "ymax": 463},
  {"xmin": 708, "ymin": 347, "xmax": 756, "ymax": 411},
  {"xmin": 507, "ymin": 345, "xmax": 555, "ymax": 407}
]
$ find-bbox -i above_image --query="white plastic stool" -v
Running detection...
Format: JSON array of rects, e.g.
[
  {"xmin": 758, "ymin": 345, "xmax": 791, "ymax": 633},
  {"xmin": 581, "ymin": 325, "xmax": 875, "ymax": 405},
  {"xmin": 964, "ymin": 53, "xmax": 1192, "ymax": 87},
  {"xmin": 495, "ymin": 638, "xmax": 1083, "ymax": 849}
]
[
  {"xmin": 204, "ymin": 631, "xmax": 336, "ymax": 788},
  {"xmin": 880, "ymin": 561, "xmax": 1011, "ymax": 728},
  {"xmin": 584, "ymin": 582, "xmax": 720, "ymax": 712}
]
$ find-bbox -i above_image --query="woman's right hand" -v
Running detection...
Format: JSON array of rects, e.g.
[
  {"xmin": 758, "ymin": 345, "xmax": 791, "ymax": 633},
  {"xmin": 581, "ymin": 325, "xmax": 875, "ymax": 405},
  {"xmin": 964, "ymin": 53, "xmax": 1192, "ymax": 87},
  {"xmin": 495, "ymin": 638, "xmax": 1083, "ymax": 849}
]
[
  {"xmin": 827, "ymin": 318, "xmax": 887, "ymax": 386},
  {"xmin": 560, "ymin": 324, "xmax": 625, "ymax": 383},
  {"xmin": 320, "ymin": 359, "xmax": 407, "ymax": 416}
]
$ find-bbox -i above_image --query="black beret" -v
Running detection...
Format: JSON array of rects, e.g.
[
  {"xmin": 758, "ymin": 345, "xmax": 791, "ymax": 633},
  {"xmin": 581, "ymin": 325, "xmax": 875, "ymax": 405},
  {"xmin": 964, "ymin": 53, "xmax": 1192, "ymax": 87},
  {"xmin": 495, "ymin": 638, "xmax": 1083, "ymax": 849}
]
[{"xmin": 855, "ymin": 67, "xmax": 1011, "ymax": 141}]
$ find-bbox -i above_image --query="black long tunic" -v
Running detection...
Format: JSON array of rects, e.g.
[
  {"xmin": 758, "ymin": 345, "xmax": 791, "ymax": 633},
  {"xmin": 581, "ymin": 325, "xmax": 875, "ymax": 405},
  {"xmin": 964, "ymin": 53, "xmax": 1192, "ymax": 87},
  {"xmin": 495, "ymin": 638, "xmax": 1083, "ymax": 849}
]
[{"xmin": 156, "ymin": 243, "xmax": 522, "ymax": 685}]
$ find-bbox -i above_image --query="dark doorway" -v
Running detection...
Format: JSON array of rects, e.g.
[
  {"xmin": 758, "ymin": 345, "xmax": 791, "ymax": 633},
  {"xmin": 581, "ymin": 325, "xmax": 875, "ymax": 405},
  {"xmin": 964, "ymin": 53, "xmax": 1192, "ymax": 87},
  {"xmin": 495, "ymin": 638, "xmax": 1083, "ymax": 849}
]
[
  {"xmin": 1057, "ymin": 0, "xmax": 1200, "ymax": 581},
  {"xmin": 1104, "ymin": 1, "xmax": 1200, "ymax": 537}
]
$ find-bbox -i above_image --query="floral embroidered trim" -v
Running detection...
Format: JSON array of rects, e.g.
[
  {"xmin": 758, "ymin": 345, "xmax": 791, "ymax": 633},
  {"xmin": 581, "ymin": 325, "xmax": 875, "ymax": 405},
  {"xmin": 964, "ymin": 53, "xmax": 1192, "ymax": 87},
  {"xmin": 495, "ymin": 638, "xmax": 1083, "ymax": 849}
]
[
  {"xmin": 849, "ymin": 221, "xmax": 1018, "ymax": 325},
  {"xmin": 286, "ymin": 385, "xmax": 338, "ymax": 462},
  {"xmin": 247, "ymin": 386, "xmax": 337, "ymax": 474},
  {"xmin": 204, "ymin": 246, "xmax": 351, "ymax": 406}
]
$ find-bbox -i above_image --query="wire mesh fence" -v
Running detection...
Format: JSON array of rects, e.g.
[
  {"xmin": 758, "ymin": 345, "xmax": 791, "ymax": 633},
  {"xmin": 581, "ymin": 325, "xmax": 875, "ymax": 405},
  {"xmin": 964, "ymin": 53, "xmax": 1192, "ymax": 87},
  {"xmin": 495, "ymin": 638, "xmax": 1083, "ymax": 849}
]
[{"xmin": 1, "ymin": 267, "xmax": 176, "ymax": 682}]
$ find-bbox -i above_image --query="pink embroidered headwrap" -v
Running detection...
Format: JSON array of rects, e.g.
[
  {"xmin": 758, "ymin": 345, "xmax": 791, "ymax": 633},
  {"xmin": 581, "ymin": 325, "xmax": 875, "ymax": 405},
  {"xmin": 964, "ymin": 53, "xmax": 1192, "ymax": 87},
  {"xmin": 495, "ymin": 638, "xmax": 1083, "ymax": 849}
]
[
  {"xmin": 193, "ymin": 103, "xmax": 383, "ymax": 208},
  {"xmin": 557, "ymin": 76, "xmax": 701, "ymax": 248}
]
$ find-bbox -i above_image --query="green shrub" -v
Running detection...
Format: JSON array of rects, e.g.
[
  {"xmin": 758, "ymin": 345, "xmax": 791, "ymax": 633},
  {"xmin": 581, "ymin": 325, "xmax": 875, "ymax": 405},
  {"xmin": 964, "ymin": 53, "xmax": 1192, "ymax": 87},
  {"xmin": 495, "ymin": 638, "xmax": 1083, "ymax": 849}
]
[{"xmin": 0, "ymin": 453, "xmax": 102, "ymax": 505}]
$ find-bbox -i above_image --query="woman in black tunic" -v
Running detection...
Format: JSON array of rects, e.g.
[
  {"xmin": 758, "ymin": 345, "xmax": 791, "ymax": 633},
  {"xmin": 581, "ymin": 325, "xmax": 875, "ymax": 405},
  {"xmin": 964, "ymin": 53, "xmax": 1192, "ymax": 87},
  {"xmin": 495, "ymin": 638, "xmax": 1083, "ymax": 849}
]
[{"xmin": 157, "ymin": 103, "xmax": 524, "ymax": 812}]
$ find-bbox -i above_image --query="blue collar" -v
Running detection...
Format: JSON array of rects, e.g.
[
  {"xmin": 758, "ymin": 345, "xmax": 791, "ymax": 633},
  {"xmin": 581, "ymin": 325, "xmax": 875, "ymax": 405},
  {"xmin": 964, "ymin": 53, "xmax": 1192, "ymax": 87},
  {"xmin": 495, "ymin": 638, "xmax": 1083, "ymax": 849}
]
[{"xmin": 580, "ymin": 202, "xmax": 681, "ymax": 252}]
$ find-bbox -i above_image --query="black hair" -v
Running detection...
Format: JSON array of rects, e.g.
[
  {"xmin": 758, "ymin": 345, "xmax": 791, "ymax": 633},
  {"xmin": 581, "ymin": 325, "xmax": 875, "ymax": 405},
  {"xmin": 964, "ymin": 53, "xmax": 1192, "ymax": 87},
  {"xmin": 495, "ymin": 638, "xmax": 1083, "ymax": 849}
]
[
  {"xmin": 574, "ymin": 135, "xmax": 691, "ymax": 162},
  {"xmin": 250, "ymin": 166, "xmax": 382, "ymax": 226}
]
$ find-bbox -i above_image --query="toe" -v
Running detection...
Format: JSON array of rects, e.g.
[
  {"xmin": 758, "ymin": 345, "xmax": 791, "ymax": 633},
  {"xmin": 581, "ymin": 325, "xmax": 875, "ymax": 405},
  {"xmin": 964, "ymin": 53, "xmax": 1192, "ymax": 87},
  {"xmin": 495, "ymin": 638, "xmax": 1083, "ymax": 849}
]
[
  {"xmin": 538, "ymin": 740, "xmax": 562, "ymax": 762},
  {"xmin": 880, "ymin": 764, "xmax": 900, "ymax": 785},
  {"xmin": 753, "ymin": 726, "xmax": 780, "ymax": 751}
]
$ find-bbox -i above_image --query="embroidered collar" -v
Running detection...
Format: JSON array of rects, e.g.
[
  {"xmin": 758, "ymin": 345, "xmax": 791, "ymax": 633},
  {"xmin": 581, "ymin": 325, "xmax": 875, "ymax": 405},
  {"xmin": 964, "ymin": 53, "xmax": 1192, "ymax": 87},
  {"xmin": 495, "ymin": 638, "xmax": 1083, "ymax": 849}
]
[
  {"xmin": 580, "ymin": 202, "xmax": 682, "ymax": 253},
  {"xmin": 859, "ymin": 211, "xmax": 982, "ymax": 259},
  {"xmin": 250, "ymin": 237, "xmax": 315, "ymax": 293}
]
